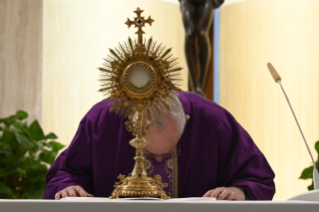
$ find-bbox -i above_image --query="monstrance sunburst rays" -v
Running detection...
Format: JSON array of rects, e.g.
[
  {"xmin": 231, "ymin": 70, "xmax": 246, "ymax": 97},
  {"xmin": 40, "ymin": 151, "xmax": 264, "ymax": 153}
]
[
  {"xmin": 99, "ymin": 38, "xmax": 182, "ymax": 114},
  {"xmin": 98, "ymin": 8, "xmax": 182, "ymax": 200},
  {"xmin": 98, "ymin": 22, "xmax": 182, "ymax": 135}
]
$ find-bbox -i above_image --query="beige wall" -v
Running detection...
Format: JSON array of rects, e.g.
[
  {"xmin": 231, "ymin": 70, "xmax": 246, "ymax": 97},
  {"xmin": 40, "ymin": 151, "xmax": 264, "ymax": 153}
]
[
  {"xmin": 0, "ymin": 0, "xmax": 42, "ymax": 122},
  {"xmin": 0, "ymin": 0, "xmax": 187, "ymax": 144},
  {"xmin": 220, "ymin": 0, "xmax": 319, "ymax": 200},
  {"xmin": 42, "ymin": 0, "xmax": 187, "ymax": 147}
]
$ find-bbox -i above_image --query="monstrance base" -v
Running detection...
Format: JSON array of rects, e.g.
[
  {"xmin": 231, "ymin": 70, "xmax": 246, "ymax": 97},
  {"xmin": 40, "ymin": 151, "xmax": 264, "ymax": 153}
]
[{"xmin": 109, "ymin": 174, "xmax": 170, "ymax": 200}]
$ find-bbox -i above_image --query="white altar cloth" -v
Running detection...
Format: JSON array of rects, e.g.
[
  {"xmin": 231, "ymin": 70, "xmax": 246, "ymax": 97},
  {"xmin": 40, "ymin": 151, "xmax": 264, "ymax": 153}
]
[{"xmin": 1, "ymin": 198, "xmax": 318, "ymax": 212}]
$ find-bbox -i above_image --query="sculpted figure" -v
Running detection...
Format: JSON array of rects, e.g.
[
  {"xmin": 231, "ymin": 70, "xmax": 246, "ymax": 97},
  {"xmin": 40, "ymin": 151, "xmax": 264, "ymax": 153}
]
[{"xmin": 180, "ymin": 0, "xmax": 224, "ymax": 96}]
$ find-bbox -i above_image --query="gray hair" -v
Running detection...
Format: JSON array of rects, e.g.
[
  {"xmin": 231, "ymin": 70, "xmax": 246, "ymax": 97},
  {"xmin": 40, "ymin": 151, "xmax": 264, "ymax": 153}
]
[{"xmin": 148, "ymin": 95, "xmax": 186, "ymax": 138}]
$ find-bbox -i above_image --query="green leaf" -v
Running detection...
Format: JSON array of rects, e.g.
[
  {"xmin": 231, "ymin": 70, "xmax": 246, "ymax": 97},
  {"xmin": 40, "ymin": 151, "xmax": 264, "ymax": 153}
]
[
  {"xmin": 14, "ymin": 132, "xmax": 34, "ymax": 149},
  {"xmin": 1, "ymin": 115, "xmax": 17, "ymax": 127},
  {"xmin": 0, "ymin": 111, "xmax": 62, "ymax": 199},
  {"xmin": 37, "ymin": 142, "xmax": 44, "ymax": 149},
  {"xmin": 308, "ymin": 182, "xmax": 314, "ymax": 191},
  {"xmin": 0, "ymin": 153, "xmax": 19, "ymax": 167},
  {"xmin": 299, "ymin": 166, "xmax": 313, "ymax": 179},
  {"xmin": 26, "ymin": 168, "xmax": 48, "ymax": 183},
  {"xmin": 0, "ymin": 168, "xmax": 7, "ymax": 177},
  {"xmin": 0, "ymin": 168, "xmax": 19, "ymax": 177},
  {"xmin": 48, "ymin": 141, "xmax": 65, "ymax": 151},
  {"xmin": 23, "ymin": 180, "xmax": 46, "ymax": 199},
  {"xmin": 16, "ymin": 110, "xmax": 28, "ymax": 120},
  {"xmin": 23, "ymin": 157, "xmax": 47, "ymax": 172},
  {"xmin": 42, "ymin": 142, "xmax": 52, "ymax": 148},
  {"xmin": 29, "ymin": 120, "xmax": 45, "ymax": 141},
  {"xmin": 39, "ymin": 149, "xmax": 57, "ymax": 164},
  {"xmin": 315, "ymin": 141, "xmax": 319, "ymax": 154},
  {"xmin": 12, "ymin": 122, "xmax": 26, "ymax": 130},
  {"xmin": 23, "ymin": 188, "xmax": 45, "ymax": 199},
  {"xmin": 0, "ymin": 146, "xmax": 10, "ymax": 156},
  {"xmin": 1, "ymin": 128, "xmax": 15, "ymax": 141},
  {"xmin": 23, "ymin": 157, "xmax": 38, "ymax": 170},
  {"xmin": 45, "ymin": 132, "xmax": 58, "ymax": 140},
  {"xmin": 1, "ymin": 128, "xmax": 19, "ymax": 150},
  {"xmin": 13, "ymin": 122, "xmax": 30, "ymax": 137},
  {"xmin": 0, "ymin": 182, "xmax": 14, "ymax": 195}
]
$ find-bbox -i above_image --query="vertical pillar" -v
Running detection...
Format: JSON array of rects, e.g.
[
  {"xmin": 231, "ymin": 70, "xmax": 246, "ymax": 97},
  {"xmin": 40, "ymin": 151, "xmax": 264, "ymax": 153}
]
[{"xmin": 0, "ymin": 0, "xmax": 42, "ymax": 122}]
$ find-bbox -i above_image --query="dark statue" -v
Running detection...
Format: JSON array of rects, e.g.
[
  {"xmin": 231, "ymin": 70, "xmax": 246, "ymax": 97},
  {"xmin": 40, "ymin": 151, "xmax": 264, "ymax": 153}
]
[{"xmin": 179, "ymin": 0, "xmax": 224, "ymax": 97}]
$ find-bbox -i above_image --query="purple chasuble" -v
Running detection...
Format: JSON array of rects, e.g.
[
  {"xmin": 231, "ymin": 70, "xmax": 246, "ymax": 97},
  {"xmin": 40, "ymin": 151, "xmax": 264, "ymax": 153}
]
[
  {"xmin": 144, "ymin": 149, "xmax": 179, "ymax": 198},
  {"xmin": 43, "ymin": 92, "xmax": 275, "ymax": 200}
]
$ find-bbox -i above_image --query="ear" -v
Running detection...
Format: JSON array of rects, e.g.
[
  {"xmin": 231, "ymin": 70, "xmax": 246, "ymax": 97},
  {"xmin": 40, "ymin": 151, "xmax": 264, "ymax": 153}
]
[{"xmin": 185, "ymin": 115, "xmax": 190, "ymax": 120}]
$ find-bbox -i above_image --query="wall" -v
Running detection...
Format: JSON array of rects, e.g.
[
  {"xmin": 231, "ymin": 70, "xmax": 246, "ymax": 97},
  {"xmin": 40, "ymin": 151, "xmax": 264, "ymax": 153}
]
[
  {"xmin": 42, "ymin": 0, "xmax": 187, "ymax": 146},
  {"xmin": 220, "ymin": 0, "xmax": 319, "ymax": 200}
]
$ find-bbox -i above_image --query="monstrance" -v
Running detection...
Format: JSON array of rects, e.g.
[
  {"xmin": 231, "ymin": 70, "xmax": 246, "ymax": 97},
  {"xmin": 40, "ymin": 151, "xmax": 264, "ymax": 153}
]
[{"xmin": 98, "ymin": 8, "xmax": 182, "ymax": 200}]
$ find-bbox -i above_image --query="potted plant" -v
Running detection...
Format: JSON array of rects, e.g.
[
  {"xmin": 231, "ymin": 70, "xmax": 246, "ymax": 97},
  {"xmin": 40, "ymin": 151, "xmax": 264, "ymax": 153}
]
[
  {"xmin": 299, "ymin": 141, "xmax": 319, "ymax": 190},
  {"xmin": 0, "ymin": 110, "xmax": 64, "ymax": 199}
]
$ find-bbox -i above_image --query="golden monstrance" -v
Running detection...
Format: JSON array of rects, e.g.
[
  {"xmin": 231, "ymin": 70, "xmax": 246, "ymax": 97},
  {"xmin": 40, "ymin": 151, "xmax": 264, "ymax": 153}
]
[{"xmin": 98, "ymin": 8, "xmax": 182, "ymax": 200}]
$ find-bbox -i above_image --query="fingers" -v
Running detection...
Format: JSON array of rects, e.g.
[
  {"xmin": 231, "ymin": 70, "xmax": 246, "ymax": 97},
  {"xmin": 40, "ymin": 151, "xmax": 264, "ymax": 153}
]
[
  {"xmin": 74, "ymin": 186, "xmax": 88, "ymax": 197},
  {"xmin": 55, "ymin": 192, "xmax": 62, "ymax": 200},
  {"xmin": 55, "ymin": 188, "xmax": 73, "ymax": 200},
  {"xmin": 203, "ymin": 188, "xmax": 224, "ymax": 198},
  {"xmin": 61, "ymin": 190, "xmax": 69, "ymax": 198},
  {"xmin": 55, "ymin": 185, "xmax": 94, "ymax": 200},
  {"xmin": 203, "ymin": 187, "xmax": 245, "ymax": 201},
  {"xmin": 210, "ymin": 187, "xmax": 224, "ymax": 199},
  {"xmin": 225, "ymin": 192, "xmax": 237, "ymax": 200},
  {"xmin": 217, "ymin": 189, "xmax": 231, "ymax": 200},
  {"xmin": 68, "ymin": 188, "xmax": 77, "ymax": 197},
  {"xmin": 203, "ymin": 189, "xmax": 214, "ymax": 197},
  {"xmin": 87, "ymin": 193, "xmax": 94, "ymax": 197},
  {"xmin": 55, "ymin": 190, "xmax": 69, "ymax": 200},
  {"xmin": 78, "ymin": 188, "xmax": 88, "ymax": 197},
  {"xmin": 75, "ymin": 185, "xmax": 95, "ymax": 197}
]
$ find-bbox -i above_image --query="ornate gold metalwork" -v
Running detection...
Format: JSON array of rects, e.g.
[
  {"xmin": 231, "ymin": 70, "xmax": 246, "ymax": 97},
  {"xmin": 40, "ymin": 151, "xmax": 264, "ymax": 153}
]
[
  {"xmin": 98, "ymin": 8, "xmax": 182, "ymax": 200},
  {"xmin": 173, "ymin": 148, "xmax": 179, "ymax": 198},
  {"xmin": 125, "ymin": 8, "xmax": 154, "ymax": 44}
]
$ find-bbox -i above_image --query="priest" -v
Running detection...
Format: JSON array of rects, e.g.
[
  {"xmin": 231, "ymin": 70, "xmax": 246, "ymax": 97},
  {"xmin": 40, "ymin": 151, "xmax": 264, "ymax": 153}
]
[{"xmin": 43, "ymin": 91, "xmax": 275, "ymax": 200}]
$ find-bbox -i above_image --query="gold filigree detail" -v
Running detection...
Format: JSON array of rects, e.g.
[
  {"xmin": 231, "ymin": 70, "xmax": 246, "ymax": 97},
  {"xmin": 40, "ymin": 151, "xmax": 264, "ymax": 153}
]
[
  {"xmin": 104, "ymin": 8, "xmax": 182, "ymax": 200},
  {"xmin": 172, "ymin": 148, "xmax": 179, "ymax": 198},
  {"xmin": 166, "ymin": 158, "xmax": 173, "ymax": 169},
  {"xmin": 110, "ymin": 174, "xmax": 170, "ymax": 200},
  {"xmin": 99, "ymin": 38, "xmax": 182, "ymax": 130},
  {"xmin": 145, "ymin": 158, "xmax": 154, "ymax": 175},
  {"xmin": 125, "ymin": 8, "xmax": 154, "ymax": 44}
]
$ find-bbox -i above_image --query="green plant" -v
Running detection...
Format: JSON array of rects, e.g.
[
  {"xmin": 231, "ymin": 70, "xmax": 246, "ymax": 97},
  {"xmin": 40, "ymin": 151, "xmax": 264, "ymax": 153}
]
[
  {"xmin": 0, "ymin": 110, "xmax": 64, "ymax": 199},
  {"xmin": 299, "ymin": 141, "xmax": 319, "ymax": 190}
]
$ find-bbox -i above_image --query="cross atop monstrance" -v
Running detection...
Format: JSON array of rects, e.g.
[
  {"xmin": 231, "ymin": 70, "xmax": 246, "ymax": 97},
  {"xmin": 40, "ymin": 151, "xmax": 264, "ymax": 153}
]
[
  {"xmin": 99, "ymin": 8, "xmax": 182, "ymax": 200},
  {"xmin": 125, "ymin": 7, "xmax": 154, "ymax": 44}
]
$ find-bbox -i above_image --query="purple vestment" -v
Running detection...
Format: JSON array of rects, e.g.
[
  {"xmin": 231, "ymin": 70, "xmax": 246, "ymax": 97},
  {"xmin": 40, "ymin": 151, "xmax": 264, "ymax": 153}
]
[
  {"xmin": 43, "ymin": 92, "xmax": 275, "ymax": 200},
  {"xmin": 144, "ymin": 149, "xmax": 179, "ymax": 198}
]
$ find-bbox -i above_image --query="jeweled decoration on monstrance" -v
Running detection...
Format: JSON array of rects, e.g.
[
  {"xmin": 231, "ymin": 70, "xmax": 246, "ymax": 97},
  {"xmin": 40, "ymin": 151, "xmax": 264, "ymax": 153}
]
[{"xmin": 98, "ymin": 8, "xmax": 182, "ymax": 200}]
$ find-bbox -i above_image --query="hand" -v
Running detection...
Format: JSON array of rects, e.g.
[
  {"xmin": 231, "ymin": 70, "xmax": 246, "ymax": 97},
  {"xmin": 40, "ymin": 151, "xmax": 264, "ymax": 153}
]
[
  {"xmin": 203, "ymin": 187, "xmax": 245, "ymax": 200},
  {"xmin": 55, "ymin": 185, "xmax": 94, "ymax": 200}
]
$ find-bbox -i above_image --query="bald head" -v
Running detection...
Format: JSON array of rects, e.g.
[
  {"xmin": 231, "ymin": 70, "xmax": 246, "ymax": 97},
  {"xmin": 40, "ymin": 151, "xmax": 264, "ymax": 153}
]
[
  {"xmin": 144, "ymin": 112, "xmax": 181, "ymax": 154},
  {"xmin": 143, "ymin": 97, "xmax": 189, "ymax": 162}
]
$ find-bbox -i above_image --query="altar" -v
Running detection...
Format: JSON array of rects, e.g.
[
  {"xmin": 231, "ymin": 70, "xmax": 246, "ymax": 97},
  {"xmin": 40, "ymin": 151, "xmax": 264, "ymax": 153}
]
[{"xmin": 1, "ymin": 199, "xmax": 319, "ymax": 212}]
